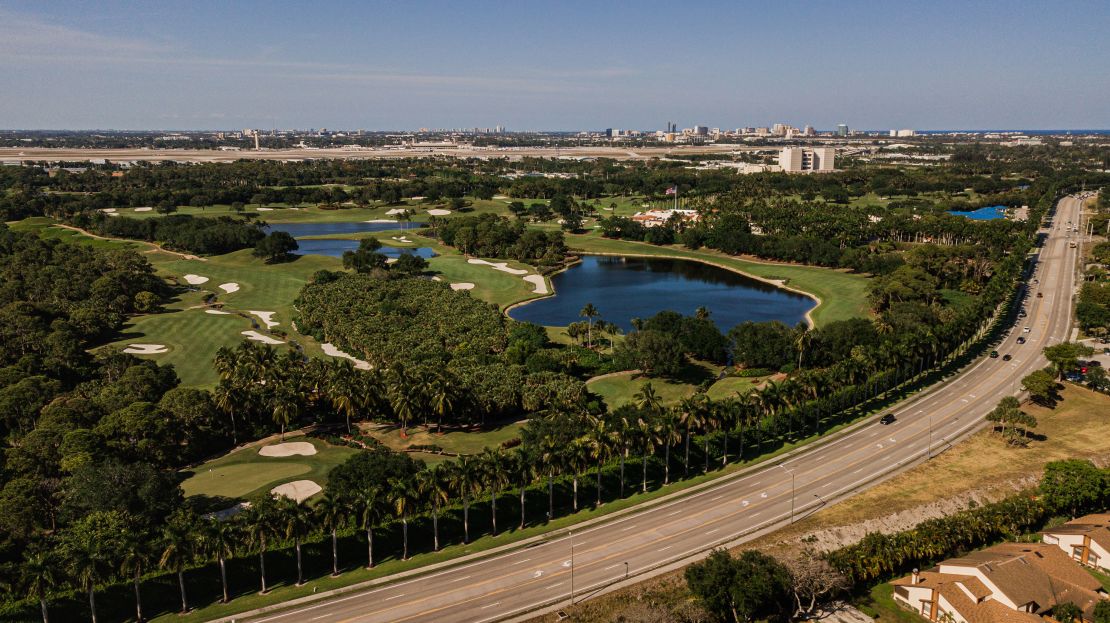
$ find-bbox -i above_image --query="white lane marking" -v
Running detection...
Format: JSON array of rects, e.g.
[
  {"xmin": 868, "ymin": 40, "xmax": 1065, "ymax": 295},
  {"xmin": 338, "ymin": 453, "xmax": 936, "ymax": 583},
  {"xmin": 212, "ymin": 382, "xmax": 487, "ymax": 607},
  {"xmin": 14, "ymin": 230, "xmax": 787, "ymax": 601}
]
[
  {"xmin": 658, "ymin": 545, "xmax": 673, "ymax": 551},
  {"xmin": 511, "ymin": 558, "xmax": 531, "ymax": 565},
  {"xmin": 667, "ymin": 510, "xmax": 682, "ymax": 517},
  {"xmin": 853, "ymin": 468, "xmax": 863, "ymax": 474},
  {"xmin": 605, "ymin": 563, "xmax": 623, "ymax": 570},
  {"xmin": 621, "ymin": 524, "xmax": 637, "ymax": 531},
  {"xmin": 532, "ymin": 570, "xmax": 543, "ymax": 578},
  {"xmin": 760, "ymin": 492, "xmax": 768, "ymax": 498},
  {"xmin": 545, "ymin": 582, "xmax": 564, "ymax": 590},
  {"xmin": 481, "ymin": 602, "xmax": 501, "ymax": 610},
  {"xmin": 449, "ymin": 575, "xmax": 472, "ymax": 583},
  {"xmin": 742, "ymin": 500, "xmax": 750, "ymax": 506},
  {"xmin": 384, "ymin": 594, "xmax": 404, "ymax": 601},
  {"xmin": 711, "ymin": 494, "xmax": 724, "ymax": 501},
  {"xmin": 751, "ymin": 511, "xmax": 762, "ymax": 517},
  {"xmin": 561, "ymin": 560, "xmax": 571, "ymax": 567},
  {"xmin": 706, "ymin": 528, "xmax": 720, "ymax": 535}
]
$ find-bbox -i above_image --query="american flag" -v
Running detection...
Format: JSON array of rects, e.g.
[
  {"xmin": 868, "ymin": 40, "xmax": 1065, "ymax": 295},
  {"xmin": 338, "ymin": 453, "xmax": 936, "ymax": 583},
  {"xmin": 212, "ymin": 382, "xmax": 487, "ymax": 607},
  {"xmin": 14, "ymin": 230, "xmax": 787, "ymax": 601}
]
[{"xmin": 665, "ymin": 185, "xmax": 677, "ymax": 195}]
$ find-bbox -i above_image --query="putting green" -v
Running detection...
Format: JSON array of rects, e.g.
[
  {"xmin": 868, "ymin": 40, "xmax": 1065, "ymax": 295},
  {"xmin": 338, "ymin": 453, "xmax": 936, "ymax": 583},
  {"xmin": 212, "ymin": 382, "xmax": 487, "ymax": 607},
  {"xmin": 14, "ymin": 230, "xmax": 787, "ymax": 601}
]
[{"xmin": 181, "ymin": 463, "xmax": 312, "ymax": 499}]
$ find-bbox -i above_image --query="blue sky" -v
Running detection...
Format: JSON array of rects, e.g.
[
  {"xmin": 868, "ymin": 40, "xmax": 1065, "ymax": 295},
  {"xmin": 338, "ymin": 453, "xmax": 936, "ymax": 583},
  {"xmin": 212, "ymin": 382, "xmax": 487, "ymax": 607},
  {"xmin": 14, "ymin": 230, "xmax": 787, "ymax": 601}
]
[{"xmin": 0, "ymin": 0, "xmax": 1106, "ymax": 130}]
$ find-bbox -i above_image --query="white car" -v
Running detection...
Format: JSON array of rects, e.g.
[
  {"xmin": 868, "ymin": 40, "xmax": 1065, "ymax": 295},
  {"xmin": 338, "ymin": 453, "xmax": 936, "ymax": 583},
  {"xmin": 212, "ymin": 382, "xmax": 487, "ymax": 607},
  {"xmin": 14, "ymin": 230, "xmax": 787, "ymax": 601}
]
[{"xmin": 1023, "ymin": 327, "xmax": 1031, "ymax": 333}]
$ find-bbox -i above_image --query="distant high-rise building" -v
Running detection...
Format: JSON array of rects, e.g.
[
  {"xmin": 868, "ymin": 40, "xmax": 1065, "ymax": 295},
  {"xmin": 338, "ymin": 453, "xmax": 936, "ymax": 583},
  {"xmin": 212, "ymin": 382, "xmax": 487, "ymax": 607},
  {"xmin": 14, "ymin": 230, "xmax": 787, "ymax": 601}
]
[
  {"xmin": 693, "ymin": 125, "xmax": 709, "ymax": 136},
  {"xmin": 889, "ymin": 128, "xmax": 916, "ymax": 137},
  {"xmin": 803, "ymin": 125, "xmax": 816, "ymax": 136},
  {"xmin": 837, "ymin": 124, "xmax": 849, "ymax": 137},
  {"xmin": 779, "ymin": 147, "xmax": 835, "ymax": 172}
]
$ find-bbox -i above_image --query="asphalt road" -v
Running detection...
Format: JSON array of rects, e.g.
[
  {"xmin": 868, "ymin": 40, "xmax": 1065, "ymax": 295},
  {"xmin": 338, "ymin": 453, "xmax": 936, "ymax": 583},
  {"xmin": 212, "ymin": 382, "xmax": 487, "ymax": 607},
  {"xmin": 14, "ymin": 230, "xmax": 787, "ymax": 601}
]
[{"xmin": 242, "ymin": 196, "xmax": 1082, "ymax": 623}]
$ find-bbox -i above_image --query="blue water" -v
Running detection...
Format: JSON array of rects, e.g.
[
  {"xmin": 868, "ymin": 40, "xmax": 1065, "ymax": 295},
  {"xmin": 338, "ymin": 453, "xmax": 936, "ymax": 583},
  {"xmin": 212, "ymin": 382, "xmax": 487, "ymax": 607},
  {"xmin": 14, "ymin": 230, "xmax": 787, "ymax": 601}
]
[
  {"xmin": 264, "ymin": 221, "xmax": 424, "ymax": 237},
  {"xmin": 508, "ymin": 255, "xmax": 814, "ymax": 332},
  {"xmin": 292, "ymin": 238, "xmax": 435, "ymax": 259},
  {"xmin": 947, "ymin": 205, "xmax": 1007, "ymax": 220}
]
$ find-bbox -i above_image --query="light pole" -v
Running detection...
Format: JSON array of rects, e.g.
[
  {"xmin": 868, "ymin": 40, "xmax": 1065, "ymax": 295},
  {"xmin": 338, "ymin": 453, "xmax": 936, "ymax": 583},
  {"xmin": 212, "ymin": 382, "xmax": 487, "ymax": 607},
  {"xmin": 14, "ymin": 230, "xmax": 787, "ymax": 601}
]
[
  {"xmin": 778, "ymin": 464, "xmax": 795, "ymax": 523},
  {"xmin": 569, "ymin": 530, "xmax": 575, "ymax": 606},
  {"xmin": 624, "ymin": 561, "xmax": 629, "ymax": 580}
]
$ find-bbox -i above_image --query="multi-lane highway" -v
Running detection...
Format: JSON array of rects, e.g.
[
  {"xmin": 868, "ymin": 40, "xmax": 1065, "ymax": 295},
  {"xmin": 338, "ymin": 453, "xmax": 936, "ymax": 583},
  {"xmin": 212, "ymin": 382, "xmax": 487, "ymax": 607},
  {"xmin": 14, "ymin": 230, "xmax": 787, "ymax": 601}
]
[{"xmin": 239, "ymin": 195, "xmax": 1082, "ymax": 623}]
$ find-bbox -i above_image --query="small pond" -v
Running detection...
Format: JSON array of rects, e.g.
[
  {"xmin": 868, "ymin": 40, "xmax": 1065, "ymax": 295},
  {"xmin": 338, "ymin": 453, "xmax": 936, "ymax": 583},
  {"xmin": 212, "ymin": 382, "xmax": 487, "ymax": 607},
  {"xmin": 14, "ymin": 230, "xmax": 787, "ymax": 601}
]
[
  {"xmin": 947, "ymin": 205, "xmax": 1007, "ymax": 220},
  {"xmin": 264, "ymin": 221, "xmax": 424, "ymax": 237},
  {"xmin": 292, "ymin": 238, "xmax": 436, "ymax": 259},
  {"xmin": 508, "ymin": 256, "xmax": 814, "ymax": 332}
]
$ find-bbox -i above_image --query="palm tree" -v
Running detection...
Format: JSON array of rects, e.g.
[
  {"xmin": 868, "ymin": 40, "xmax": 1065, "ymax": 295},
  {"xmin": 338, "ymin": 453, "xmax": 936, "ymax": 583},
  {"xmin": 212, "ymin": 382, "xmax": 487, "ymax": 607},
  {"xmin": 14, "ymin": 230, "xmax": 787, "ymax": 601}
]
[
  {"xmin": 580, "ymin": 303, "xmax": 600, "ymax": 348},
  {"xmin": 448, "ymin": 456, "xmax": 480, "ymax": 543},
  {"xmin": 677, "ymin": 396, "xmax": 703, "ymax": 477},
  {"xmin": 270, "ymin": 388, "xmax": 300, "ymax": 441},
  {"xmin": 567, "ymin": 436, "xmax": 591, "ymax": 512},
  {"xmin": 637, "ymin": 415, "xmax": 658, "ymax": 493},
  {"xmin": 657, "ymin": 410, "xmax": 682, "ymax": 485},
  {"xmin": 416, "ymin": 467, "xmax": 450, "ymax": 551},
  {"xmin": 634, "ymin": 382, "xmax": 663, "ymax": 418},
  {"xmin": 389, "ymin": 364, "xmax": 418, "ymax": 436},
  {"xmin": 480, "ymin": 447, "xmax": 512, "ymax": 536},
  {"xmin": 390, "ymin": 476, "xmax": 420, "ymax": 560},
  {"xmin": 201, "ymin": 518, "xmax": 239, "ymax": 603},
  {"xmin": 159, "ymin": 513, "xmax": 197, "ymax": 614},
  {"xmin": 355, "ymin": 488, "xmax": 386, "ymax": 568},
  {"xmin": 21, "ymin": 547, "xmax": 58, "ymax": 623},
  {"xmin": 328, "ymin": 361, "xmax": 360, "ymax": 434},
  {"xmin": 428, "ymin": 371, "xmax": 458, "ymax": 434},
  {"xmin": 66, "ymin": 533, "xmax": 108, "ymax": 623},
  {"xmin": 213, "ymin": 379, "xmax": 240, "ymax": 445},
  {"xmin": 539, "ymin": 435, "xmax": 562, "ymax": 521},
  {"xmin": 315, "ymin": 492, "xmax": 348, "ymax": 576},
  {"xmin": 118, "ymin": 532, "xmax": 152, "ymax": 622},
  {"xmin": 243, "ymin": 497, "xmax": 277, "ymax": 593},
  {"xmin": 587, "ymin": 418, "xmax": 614, "ymax": 506},
  {"xmin": 511, "ymin": 448, "xmax": 534, "ymax": 530},
  {"xmin": 276, "ymin": 497, "xmax": 311, "ymax": 585}
]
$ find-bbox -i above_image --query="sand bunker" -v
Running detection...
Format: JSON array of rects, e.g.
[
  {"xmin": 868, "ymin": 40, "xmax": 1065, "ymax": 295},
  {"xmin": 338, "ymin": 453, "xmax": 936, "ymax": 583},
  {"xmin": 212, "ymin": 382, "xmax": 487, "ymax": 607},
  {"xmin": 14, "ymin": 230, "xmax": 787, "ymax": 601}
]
[
  {"xmin": 385, "ymin": 208, "xmax": 408, "ymax": 215},
  {"xmin": 133, "ymin": 207, "xmax": 153, "ymax": 212},
  {"xmin": 467, "ymin": 259, "xmax": 528, "ymax": 275},
  {"xmin": 183, "ymin": 274, "xmax": 209, "ymax": 285},
  {"xmin": 451, "ymin": 282, "xmax": 475, "ymax": 291},
  {"xmin": 257, "ymin": 207, "xmax": 273, "ymax": 211},
  {"xmin": 427, "ymin": 209, "xmax": 452, "ymax": 216},
  {"xmin": 259, "ymin": 441, "xmax": 318, "ymax": 457},
  {"xmin": 218, "ymin": 282, "xmax": 240, "ymax": 293},
  {"xmin": 385, "ymin": 258, "xmax": 398, "ymax": 264},
  {"xmin": 205, "ymin": 309, "xmax": 231, "ymax": 315},
  {"xmin": 365, "ymin": 219, "xmax": 396, "ymax": 223},
  {"xmin": 123, "ymin": 343, "xmax": 168, "ymax": 355},
  {"xmin": 523, "ymin": 274, "xmax": 549, "ymax": 294},
  {"xmin": 107, "ymin": 212, "xmax": 121, "ymax": 217},
  {"xmin": 431, "ymin": 276, "xmax": 443, "ymax": 282},
  {"xmin": 321, "ymin": 343, "xmax": 372, "ymax": 370},
  {"xmin": 271, "ymin": 480, "xmax": 322, "ymax": 503},
  {"xmin": 100, "ymin": 208, "xmax": 117, "ymax": 213},
  {"xmin": 391, "ymin": 236, "xmax": 414, "ymax": 244},
  {"xmin": 241, "ymin": 330, "xmax": 284, "ymax": 345},
  {"xmin": 249, "ymin": 311, "xmax": 278, "ymax": 329}
]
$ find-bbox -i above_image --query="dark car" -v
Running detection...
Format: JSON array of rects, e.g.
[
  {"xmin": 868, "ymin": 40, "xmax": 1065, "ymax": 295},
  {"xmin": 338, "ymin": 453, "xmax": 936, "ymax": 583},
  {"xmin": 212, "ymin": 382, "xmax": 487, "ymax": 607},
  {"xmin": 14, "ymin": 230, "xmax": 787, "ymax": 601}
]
[
  {"xmin": 990, "ymin": 351, "xmax": 999, "ymax": 358},
  {"xmin": 880, "ymin": 413, "xmax": 897, "ymax": 425},
  {"xmin": 1087, "ymin": 360, "xmax": 1102, "ymax": 367},
  {"xmin": 1037, "ymin": 292, "xmax": 1043, "ymax": 298},
  {"xmin": 1003, "ymin": 354, "xmax": 1012, "ymax": 361},
  {"xmin": 1017, "ymin": 337, "xmax": 1026, "ymax": 344}
]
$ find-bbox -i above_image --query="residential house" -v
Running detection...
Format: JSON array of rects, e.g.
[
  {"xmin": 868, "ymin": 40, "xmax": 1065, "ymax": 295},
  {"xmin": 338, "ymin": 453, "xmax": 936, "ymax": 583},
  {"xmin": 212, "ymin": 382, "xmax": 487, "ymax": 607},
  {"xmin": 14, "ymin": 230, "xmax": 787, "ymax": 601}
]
[{"xmin": 1042, "ymin": 513, "xmax": 1110, "ymax": 573}]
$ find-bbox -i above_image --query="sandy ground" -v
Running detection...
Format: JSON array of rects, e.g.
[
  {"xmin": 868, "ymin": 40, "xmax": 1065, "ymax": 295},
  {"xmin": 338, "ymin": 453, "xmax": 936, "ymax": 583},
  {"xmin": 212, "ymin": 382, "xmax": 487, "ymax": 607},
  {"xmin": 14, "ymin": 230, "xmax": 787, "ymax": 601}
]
[
  {"xmin": 431, "ymin": 276, "xmax": 443, "ymax": 282},
  {"xmin": 468, "ymin": 258, "xmax": 528, "ymax": 275},
  {"xmin": 385, "ymin": 258, "xmax": 398, "ymax": 264},
  {"xmin": 320, "ymin": 342, "xmax": 372, "ymax": 370},
  {"xmin": 123, "ymin": 343, "xmax": 168, "ymax": 354},
  {"xmin": 522, "ymin": 274, "xmax": 549, "ymax": 294},
  {"xmin": 270, "ymin": 480, "xmax": 322, "ymax": 502},
  {"xmin": 205, "ymin": 309, "xmax": 231, "ymax": 315},
  {"xmin": 386, "ymin": 208, "xmax": 408, "ymax": 215},
  {"xmin": 100, "ymin": 208, "xmax": 116, "ymax": 213},
  {"xmin": 183, "ymin": 274, "xmax": 209, "ymax": 285},
  {"xmin": 391, "ymin": 236, "xmax": 413, "ymax": 243},
  {"xmin": 241, "ymin": 330, "xmax": 284, "ymax": 345},
  {"xmin": 450, "ymin": 282, "xmax": 475, "ymax": 291},
  {"xmin": 258, "ymin": 441, "xmax": 318, "ymax": 457},
  {"xmin": 133, "ymin": 207, "xmax": 152, "ymax": 212},
  {"xmin": 218, "ymin": 282, "xmax": 240, "ymax": 293},
  {"xmin": 249, "ymin": 310, "xmax": 278, "ymax": 329},
  {"xmin": 257, "ymin": 207, "xmax": 273, "ymax": 211},
  {"xmin": 427, "ymin": 209, "xmax": 452, "ymax": 216},
  {"xmin": 366, "ymin": 219, "xmax": 397, "ymax": 223}
]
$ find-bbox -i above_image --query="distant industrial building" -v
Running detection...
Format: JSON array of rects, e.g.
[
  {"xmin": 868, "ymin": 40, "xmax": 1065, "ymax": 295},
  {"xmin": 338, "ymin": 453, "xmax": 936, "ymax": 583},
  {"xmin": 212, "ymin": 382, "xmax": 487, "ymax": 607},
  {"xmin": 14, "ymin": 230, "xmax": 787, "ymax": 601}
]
[
  {"xmin": 779, "ymin": 147, "xmax": 836, "ymax": 172},
  {"xmin": 890, "ymin": 129, "xmax": 916, "ymax": 137}
]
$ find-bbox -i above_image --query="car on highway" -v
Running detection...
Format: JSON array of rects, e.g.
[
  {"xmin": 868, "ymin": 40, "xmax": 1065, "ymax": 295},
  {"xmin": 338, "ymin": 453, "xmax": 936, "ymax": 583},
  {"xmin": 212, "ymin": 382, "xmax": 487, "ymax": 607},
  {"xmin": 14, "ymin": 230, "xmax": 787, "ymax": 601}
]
[
  {"xmin": 1003, "ymin": 354, "xmax": 1012, "ymax": 361},
  {"xmin": 990, "ymin": 350, "xmax": 999, "ymax": 358},
  {"xmin": 1023, "ymin": 327, "xmax": 1031, "ymax": 333},
  {"xmin": 1017, "ymin": 337, "xmax": 1027, "ymax": 344},
  {"xmin": 1037, "ymin": 292, "xmax": 1043, "ymax": 298},
  {"xmin": 880, "ymin": 413, "xmax": 897, "ymax": 425}
]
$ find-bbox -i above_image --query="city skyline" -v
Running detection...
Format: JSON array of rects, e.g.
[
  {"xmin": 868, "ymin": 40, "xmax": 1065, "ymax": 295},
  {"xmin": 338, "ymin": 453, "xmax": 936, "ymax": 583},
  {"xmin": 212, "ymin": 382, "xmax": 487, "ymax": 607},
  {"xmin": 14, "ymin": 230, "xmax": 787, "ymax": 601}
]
[{"xmin": 1, "ymin": 0, "xmax": 1108, "ymax": 130}]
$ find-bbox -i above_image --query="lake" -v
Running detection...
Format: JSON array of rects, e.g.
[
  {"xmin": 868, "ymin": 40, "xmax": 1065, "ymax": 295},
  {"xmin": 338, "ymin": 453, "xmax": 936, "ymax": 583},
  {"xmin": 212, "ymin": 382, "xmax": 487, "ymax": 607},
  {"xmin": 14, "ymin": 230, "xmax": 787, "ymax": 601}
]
[
  {"xmin": 508, "ymin": 255, "xmax": 815, "ymax": 332},
  {"xmin": 947, "ymin": 205, "xmax": 1007, "ymax": 220},
  {"xmin": 263, "ymin": 221, "xmax": 433, "ymax": 258}
]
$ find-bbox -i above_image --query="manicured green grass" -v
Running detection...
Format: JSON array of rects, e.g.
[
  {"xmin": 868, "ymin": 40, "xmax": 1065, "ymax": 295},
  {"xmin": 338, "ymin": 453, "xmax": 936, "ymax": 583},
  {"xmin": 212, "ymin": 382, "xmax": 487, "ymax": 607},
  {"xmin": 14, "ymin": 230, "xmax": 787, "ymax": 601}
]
[
  {"xmin": 564, "ymin": 233, "xmax": 872, "ymax": 326},
  {"xmin": 363, "ymin": 421, "xmax": 525, "ymax": 457},
  {"xmin": 587, "ymin": 361, "xmax": 721, "ymax": 409},
  {"xmin": 105, "ymin": 308, "xmax": 254, "ymax": 387},
  {"xmin": 857, "ymin": 582, "xmax": 922, "ymax": 623},
  {"xmin": 179, "ymin": 437, "xmax": 358, "ymax": 501},
  {"xmin": 705, "ymin": 375, "xmax": 762, "ymax": 400},
  {"xmin": 8, "ymin": 217, "xmax": 143, "ymax": 251}
]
